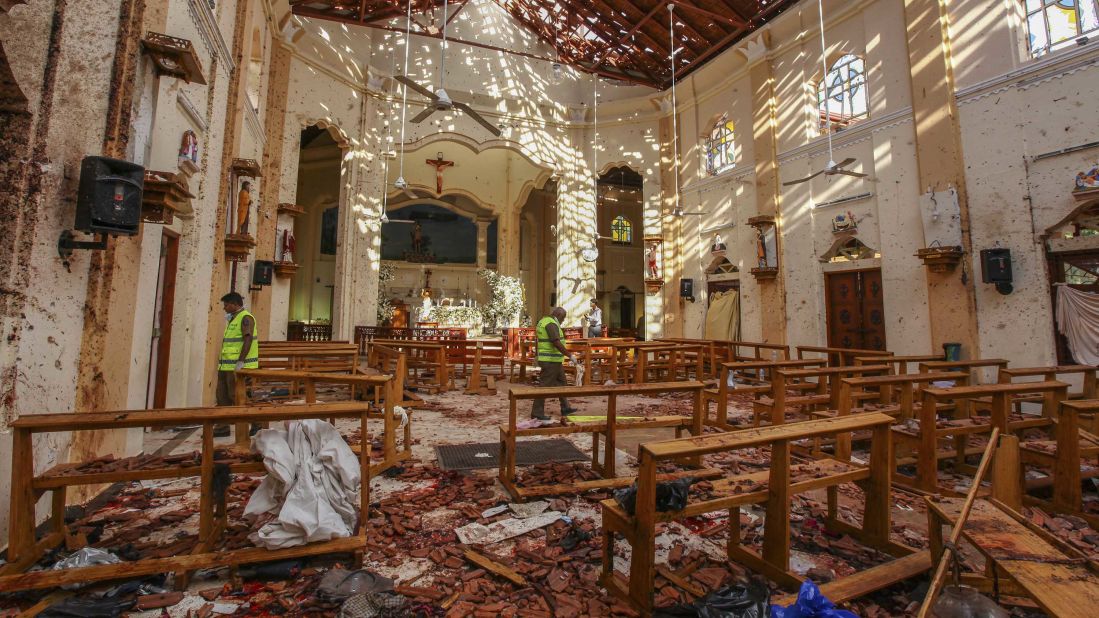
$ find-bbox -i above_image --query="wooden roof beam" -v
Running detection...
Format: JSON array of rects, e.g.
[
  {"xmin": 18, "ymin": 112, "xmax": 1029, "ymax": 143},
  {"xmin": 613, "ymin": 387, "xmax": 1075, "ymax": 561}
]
[{"xmin": 671, "ymin": 0, "xmax": 746, "ymax": 28}]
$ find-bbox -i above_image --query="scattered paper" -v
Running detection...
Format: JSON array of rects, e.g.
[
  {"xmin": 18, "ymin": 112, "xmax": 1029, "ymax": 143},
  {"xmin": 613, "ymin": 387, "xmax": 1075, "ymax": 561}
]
[
  {"xmin": 454, "ymin": 511, "xmax": 563, "ymax": 545},
  {"xmin": 508, "ymin": 501, "xmax": 549, "ymax": 518},
  {"xmin": 481, "ymin": 505, "xmax": 509, "ymax": 518},
  {"xmin": 212, "ymin": 603, "xmax": 240, "ymax": 614}
]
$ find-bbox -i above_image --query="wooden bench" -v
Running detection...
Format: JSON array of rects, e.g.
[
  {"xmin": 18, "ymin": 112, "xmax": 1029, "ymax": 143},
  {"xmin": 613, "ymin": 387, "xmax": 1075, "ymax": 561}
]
[
  {"xmin": 896, "ymin": 381, "xmax": 1068, "ymax": 492},
  {"xmin": 854, "ymin": 353, "xmax": 945, "ymax": 374},
  {"xmin": 825, "ymin": 371, "xmax": 969, "ymax": 460},
  {"xmin": 500, "ymin": 382, "xmax": 712, "ymax": 500},
  {"xmin": 727, "ymin": 340, "xmax": 791, "ymax": 362},
  {"xmin": 634, "ymin": 343, "xmax": 705, "ymax": 383},
  {"xmin": 998, "ymin": 364, "xmax": 1098, "ymax": 406},
  {"xmin": 752, "ymin": 364, "xmax": 891, "ymax": 426},
  {"xmin": 1018, "ymin": 400, "xmax": 1099, "ymax": 522},
  {"xmin": 563, "ymin": 338, "xmax": 635, "ymax": 386},
  {"xmin": 600, "ymin": 413, "xmax": 921, "ymax": 614},
  {"xmin": 506, "ymin": 326, "xmax": 584, "ymax": 379},
  {"xmin": 925, "ymin": 496, "xmax": 1099, "ymax": 617},
  {"xmin": 797, "ymin": 345, "xmax": 890, "ymax": 367},
  {"xmin": 704, "ymin": 359, "xmax": 825, "ymax": 428},
  {"xmin": 0, "ymin": 401, "xmax": 376, "ymax": 592},
  {"xmin": 259, "ymin": 343, "xmax": 361, "ymax": 373},
  {"xmin": 918, "ymin": 358, "xmax": 1008, "ymax": 383},
  {"xmin": 370, "ymin": 339, "xmax": 451, "ymax": 392},
  {"xmin": 234, "ymin": 370, "xmax": 412, "ymax": 475},
  {"xmin": 450, "ymin": 340, "xmax": 506, "ymax": 394}
]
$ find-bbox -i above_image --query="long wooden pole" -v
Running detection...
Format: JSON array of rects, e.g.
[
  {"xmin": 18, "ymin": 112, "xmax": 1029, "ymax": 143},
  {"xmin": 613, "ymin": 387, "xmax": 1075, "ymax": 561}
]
[{"xmin": 917, "ymin": 427, "xmax": 1002, "ymax": 617}]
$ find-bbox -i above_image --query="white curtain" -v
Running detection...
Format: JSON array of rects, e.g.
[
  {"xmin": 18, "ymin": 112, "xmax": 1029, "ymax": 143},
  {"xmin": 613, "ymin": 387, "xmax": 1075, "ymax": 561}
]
[
  {"xmin": 1056, "ymin": 285, "xmax": 1099, "ymax": 365},
  {"xmin": 705, "ymin": 290, "xmax": 740, "ymax": 341}
]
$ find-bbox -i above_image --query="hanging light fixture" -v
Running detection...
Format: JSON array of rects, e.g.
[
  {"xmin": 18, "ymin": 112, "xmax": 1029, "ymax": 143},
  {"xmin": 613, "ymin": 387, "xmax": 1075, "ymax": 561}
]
[
  {"xmin": 580, "ymin": 71, "xmax": 600, "ymax": 263},
  {"xmin": 550, "ymin": 4, "xmax": 563, "ymax": 84},
  {"xmin": 664, "ymin": 4, "xmax": 707, "ymax": 218},
  {"xmin": 394, "ymin": 0, "xmax": 415, "ymax": 198}
]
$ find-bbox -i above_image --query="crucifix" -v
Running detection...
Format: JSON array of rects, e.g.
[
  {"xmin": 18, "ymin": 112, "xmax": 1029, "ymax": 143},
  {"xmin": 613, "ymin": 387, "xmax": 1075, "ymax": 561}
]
[{"xmin": 426, "ymin": 152, "xmax": 454, "ymax": 193}]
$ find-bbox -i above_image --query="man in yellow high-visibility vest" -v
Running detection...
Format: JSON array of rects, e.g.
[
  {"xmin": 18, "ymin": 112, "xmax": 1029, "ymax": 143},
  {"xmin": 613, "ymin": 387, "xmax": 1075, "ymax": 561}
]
[
  {"xmin": 214, "ymin": 292, "xmax": 259, "ymax": 436},
  {"xmin": 532, "ymin": 307, "xmax": 579, "ymax": 420}
]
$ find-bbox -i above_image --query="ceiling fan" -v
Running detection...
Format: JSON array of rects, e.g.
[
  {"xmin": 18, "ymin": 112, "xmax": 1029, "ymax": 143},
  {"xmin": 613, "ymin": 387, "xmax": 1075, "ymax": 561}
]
[
  {"xmin": 379, "ymin": 128, "xmax": 415, "ymax": 224},
  {"xmin": 663, "ymin": 4, "xmax": 707, "ymax": 220},
  {"xmin": 783, "ymin": 0, "xmax": 869, "ymax": 187},
  {"xmin": 394, "ymin": 0, "xmax": 501, "ymax": 136}
]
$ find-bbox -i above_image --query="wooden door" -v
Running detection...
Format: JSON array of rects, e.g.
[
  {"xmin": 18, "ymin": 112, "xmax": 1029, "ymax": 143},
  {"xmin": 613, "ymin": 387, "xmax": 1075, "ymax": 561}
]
[
  {"xmin": 825, "ymin": 269, "xmax": 886, "ymax": 350},
  {"xmin": 146, "ymin": 232, "xmax": 179, "ymax": 409}
]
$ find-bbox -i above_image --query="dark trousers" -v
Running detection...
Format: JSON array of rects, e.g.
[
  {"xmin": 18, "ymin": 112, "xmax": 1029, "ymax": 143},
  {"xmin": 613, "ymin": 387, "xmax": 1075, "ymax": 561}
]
[
  {"xmin": 531, "ymin": 361, "xmax": 570, "ymax": 417},
  {"xmin": 216, "ymin": 370, "xmax": 237, "ymax": 406}
]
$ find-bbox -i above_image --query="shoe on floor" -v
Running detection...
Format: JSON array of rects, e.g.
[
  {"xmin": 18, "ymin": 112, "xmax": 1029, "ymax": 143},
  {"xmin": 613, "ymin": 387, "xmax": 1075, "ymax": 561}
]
[
  {"xmin": 561, "ymin": 408, "xmax": 579, "ymax": 416},
  {"xmin": 213, "ymin": 424, "xmax": 231, "ymax": 438}
]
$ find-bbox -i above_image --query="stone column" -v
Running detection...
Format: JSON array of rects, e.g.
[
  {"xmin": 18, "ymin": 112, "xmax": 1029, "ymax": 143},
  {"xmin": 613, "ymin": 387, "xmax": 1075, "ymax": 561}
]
[
  {"xmin": 740, "ymin": 31, "xmax": 788, "ymax": 344},
  {"xmin": 902, "ymin": 0, "xmax": 979, "ymax": 353},
  {"xmin": 251, "ymin": 42, "xmax": 293, "ymax": 337},
  {"xmin": 331, "ymin": 93, "xmax": 385, "ymax": 338},
  {"xmin": 555, "ymin": 123, "xmax": 597, "ymax": 326},
  {"xmin": 476, "ymin": 219, "xmax": 490, "ymax": 269}
]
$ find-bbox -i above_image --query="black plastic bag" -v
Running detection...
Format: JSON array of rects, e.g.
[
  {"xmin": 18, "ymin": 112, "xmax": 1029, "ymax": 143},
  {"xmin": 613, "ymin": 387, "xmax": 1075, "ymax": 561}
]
[
  {"xmin": 39, "ymin": 597, "xmax": 134, "ymax": 618},
  {"xmin": 655, "ymin": 583, "xmax": 771, "ymax": 618},
  {"xmin": 614, "ymin": 477, "xmax": 695, "ymax": 515}
]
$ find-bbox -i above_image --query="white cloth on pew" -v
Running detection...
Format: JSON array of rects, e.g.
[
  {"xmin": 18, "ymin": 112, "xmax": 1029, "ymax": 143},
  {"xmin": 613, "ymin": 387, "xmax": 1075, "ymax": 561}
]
[
  {"xmin": 1055, "ymin": 285, "xmax": 1099, "ymax": 365},
  {"xmin": 245, "ymin": 419, "xmax": 360, "ymax": 549}
]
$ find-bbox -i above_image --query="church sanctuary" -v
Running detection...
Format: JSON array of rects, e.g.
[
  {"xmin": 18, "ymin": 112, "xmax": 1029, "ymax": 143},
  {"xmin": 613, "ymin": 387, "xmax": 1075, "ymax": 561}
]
[{"xmin": 6, "ymin": 0, "xmax": 1099, "ymax": 615}]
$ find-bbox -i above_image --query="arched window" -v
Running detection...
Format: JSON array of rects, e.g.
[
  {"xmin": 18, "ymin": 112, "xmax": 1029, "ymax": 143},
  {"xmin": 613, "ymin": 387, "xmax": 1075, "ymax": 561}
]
[
  {"xmin": 705, "ymin": 117, "xmax": 735, "ymax": 175},
  {"xmin": 611, "ymin": 216, "xmax": 632, "ymax": 245},
  {"xmin": 817, "ymin": 54, "xmax": 868, "ymax": 134},
  {"xmin": 1025, "ymin": 0, "xmax": 1099, "ymax": 57}
]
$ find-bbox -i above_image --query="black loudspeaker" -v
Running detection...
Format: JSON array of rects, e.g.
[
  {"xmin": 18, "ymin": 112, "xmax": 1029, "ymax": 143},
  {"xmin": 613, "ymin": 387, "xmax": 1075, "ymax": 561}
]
[
  {"xmin": 253, "ymin": 260, "xmax": 274, "ymax": 286},
  {"xmin": 980, "ymin": 248, "xmax": 1013, "ymax": 295},
  {"xmin": 679, "ymin": 278, "xmax": 694, "ymax": 300},
  {"xmin": 74, "ymin": 156, "xmax": 144, "ymax": 236}
]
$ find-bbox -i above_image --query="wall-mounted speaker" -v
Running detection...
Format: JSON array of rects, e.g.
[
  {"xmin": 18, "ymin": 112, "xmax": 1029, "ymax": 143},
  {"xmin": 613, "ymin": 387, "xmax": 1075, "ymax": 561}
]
[
  {"xmin": 253, "ymin": 260, "xmax": 274, "ymax": 286},
  {"xmin": 74, "ymin": 156, "xmax": 143, "ymax": 236},
  {"xmin": 980, "ymin": 248, "xmax": 1013, "ymax": 294},
  {"xmin": 679, "ymin": 278, "xmax": 694, "ymax": 301}
]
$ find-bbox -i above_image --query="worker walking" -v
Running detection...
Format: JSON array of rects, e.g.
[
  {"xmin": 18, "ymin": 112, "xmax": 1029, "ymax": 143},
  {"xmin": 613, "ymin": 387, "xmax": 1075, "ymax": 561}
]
[
  {"xmin": 214, "ymin": 292, "xmax": 259, "ymax": 437},
  {"xmin": 532, "ymin": 307, "xmax": 579, "ymax": 420}
]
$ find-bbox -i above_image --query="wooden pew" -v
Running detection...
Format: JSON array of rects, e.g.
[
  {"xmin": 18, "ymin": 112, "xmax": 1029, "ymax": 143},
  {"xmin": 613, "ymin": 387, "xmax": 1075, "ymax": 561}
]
[
  {"xmin": 500, "ymin": 382, "xmax": 714, "ymax": 500},
  {"xmin": 727, "ymin": 340, "xmax": 791, "ymax": 362},
  {"xmin": 925, "ymin": 496, "xmax": 1099, "ymax": 618},
  {"xmin": 896, "ymin": 381, "xmax": 1068, "ymax": 492},
  {"xmin": 918, "ymin": 358, "xmax": 1008, "ymax": 384},
  {"xmin": 797, "ymin": 345, "xmax": 890, "ymax": 367},
  {"xmin": 234, "ymin": 370, "xmax": 412, "ymax": 475},
  {"xmin": 0, "ymin": 401, "xmax": 377, "ymax": 592},
  {"xmin": 634, "ymin": 343, "xmax": 705, "ymax": 383},
  {"xmin": 601, "ymin": 413, "xmax": 924, "ymax": 614},
  {"xmin": 259, "ymin": 343, "xmax": 361, "ymax": 373},
  {"xmin": 752, "ymin": 364, "xmax": 891, "ymax": 426},
  {"xmin": 1018, "ymin": 399, "xmax": 1099, "ymax": 522},
  {"xmin": 656, "ymin": 338, "xmax": 728, "ymax": 378},
  {"xmin": 827, "ymin": 371, "xmax": 968, "ymax": 460},
  {"xmin": 704, "ymin": 359, "xmax": 825, "ymax": 428},
  {"xmin": 564, "ymin": 338, "xmax": 634, "ymax": 386},
  {"xmin": 451, "ymin": 340, "xmax": 506, "ymax": 394},
  {"xmin": 998, "ymin": 364, "xmax": 1098, "ymax": 406},
  {"xmin": 370, "ymin": 339, "xmax": 450, "ymax": 392},
  {"xmin": 506, "ymin": 326, "xmax": 584, "ymax": 379},
  {"xmin": 854, "ymin": 353, "xmax": 945, "ymax": 374}
]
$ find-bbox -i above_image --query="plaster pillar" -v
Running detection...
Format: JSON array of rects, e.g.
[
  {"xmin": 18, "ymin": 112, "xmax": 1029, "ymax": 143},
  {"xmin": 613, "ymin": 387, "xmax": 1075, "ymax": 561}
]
[
  {"xmin": 476, "ymin": 219, "xmax": 490, "ymax": 269},
  {"xmin": 651, "ymin": 100, "xmax": 678, "ymax": 339},
  {"xmin": 331, "ymin": 94, "xmax": 384, "ymax": 338},
  {"xmin": 740, "ymin": 31, "xmax": 788, "ymax": 344},
  {"xmin": 202, "ymin": 0, "xmax": 257, "ymax": 404},
  {"xmin": 251, "ymin": 42, "xmax": 293, "ymax": 337},
  {"xmin": 902, "ymin": 0, "xmax": 979, "ymax": 354},
  {"xmin": 555, "ymin": 125, "xmax": 597, "ymax": 326}
]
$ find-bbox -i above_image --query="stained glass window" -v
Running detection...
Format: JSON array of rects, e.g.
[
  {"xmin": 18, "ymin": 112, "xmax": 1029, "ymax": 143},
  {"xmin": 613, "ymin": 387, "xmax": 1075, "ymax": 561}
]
[
  {"xmin": 705, "ymin": 118, "xmax": 735, "ymax": 176},
  {"xmin": 1026, "ymin": 0, "xmax": 1099, "ymax": 56},
  {"xmin": 817, "ymin": 55, "xmax": 868, "ymax": 134},
  {"xmin": 611, "ymin": 216, "xmax": 632, "ymax": 245}
]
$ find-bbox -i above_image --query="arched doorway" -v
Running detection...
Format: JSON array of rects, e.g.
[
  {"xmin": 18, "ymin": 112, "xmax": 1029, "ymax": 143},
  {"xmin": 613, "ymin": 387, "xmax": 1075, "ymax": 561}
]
[{"xmin": 595, "ymin": 166, "xmax": 644, "ymax": 337}]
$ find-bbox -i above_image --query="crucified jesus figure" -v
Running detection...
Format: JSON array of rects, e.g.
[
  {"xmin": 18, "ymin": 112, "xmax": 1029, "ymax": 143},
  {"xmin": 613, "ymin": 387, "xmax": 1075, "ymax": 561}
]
[{"xmin": 426, "ymin": 157, "xmax": 454, "ymax": 193}]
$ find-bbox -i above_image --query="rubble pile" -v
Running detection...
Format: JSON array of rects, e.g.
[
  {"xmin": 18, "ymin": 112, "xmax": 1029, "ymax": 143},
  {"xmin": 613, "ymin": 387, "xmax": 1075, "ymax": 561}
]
[{"xmin": 46, "ymin": 449, "xmax": 262, "ymax": 477}]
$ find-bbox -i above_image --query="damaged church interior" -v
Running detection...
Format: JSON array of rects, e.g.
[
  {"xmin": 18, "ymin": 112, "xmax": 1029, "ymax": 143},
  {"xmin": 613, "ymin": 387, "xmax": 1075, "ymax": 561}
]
[{"xmin": 5, "ymin": 0, "xmax": 1099, "ymax": 615}]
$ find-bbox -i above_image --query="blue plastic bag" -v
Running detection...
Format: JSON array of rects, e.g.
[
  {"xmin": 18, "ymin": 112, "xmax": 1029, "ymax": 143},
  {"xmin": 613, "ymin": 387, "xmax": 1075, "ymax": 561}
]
[{"xmin": 770, "ymin": 581, "xmax": 858, "ymax": 618}]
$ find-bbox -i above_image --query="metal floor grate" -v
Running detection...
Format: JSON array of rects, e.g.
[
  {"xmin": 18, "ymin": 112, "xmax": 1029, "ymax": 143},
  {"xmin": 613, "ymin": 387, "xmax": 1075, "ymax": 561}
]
[{"xmin": 435, "ymin": 439, "xmax": 586, "ymax": 471}]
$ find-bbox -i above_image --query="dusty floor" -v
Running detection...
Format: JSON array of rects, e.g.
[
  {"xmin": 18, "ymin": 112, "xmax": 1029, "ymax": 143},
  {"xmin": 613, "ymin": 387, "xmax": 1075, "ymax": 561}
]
[{"xmin": 2, "ymin": 374, "xmax": 1096, "ymax": 617}]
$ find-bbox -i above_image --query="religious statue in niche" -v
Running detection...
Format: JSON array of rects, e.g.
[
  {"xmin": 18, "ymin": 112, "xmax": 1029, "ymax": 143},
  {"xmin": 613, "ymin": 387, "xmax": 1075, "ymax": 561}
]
[
  {"xmin": 1074, "ymin": 163, "xmax": 1099, "ymax": 192},
  {"xmin": 646, "ymin": 243, "xmax": 660, "ymax": 279},
  {"xmin": 404, "ymin": 221, "xmax": 437, "ymax": 262},
  {"xmin": 832, "ymin": 210, "xmax": 857, "ymax": 234},
  {"xmin": 178, "ymin": 130, "xmax": 199, "ymax": 166},
  {"xmin": 236, "ymin": 180, "xmax": 252, "ymax": 234},
  {"xmin": 756, "ymin": 227, "xmax": 769, "ymax": 268},
  {"xmin": 710, "ymin": 233, "xmax": 727, "ymax": 256},
  {"xmin": 281, "ymin": 228, "xmax": 296, "ymax": 262},
  {"xmin": 411, "ymin": 222, "xmax": 425, "ymax": 253}
]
